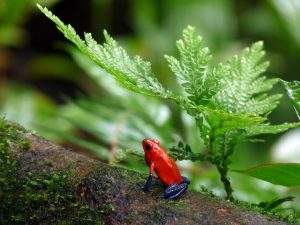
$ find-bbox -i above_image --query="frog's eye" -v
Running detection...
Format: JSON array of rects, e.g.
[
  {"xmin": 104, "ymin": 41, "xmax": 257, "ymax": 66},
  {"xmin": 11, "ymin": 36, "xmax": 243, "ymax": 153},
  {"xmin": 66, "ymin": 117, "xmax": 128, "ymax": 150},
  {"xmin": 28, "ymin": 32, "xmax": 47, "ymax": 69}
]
[{"xmin": 145, "ymin": 143, "xmax": 151, "ymax": 151}]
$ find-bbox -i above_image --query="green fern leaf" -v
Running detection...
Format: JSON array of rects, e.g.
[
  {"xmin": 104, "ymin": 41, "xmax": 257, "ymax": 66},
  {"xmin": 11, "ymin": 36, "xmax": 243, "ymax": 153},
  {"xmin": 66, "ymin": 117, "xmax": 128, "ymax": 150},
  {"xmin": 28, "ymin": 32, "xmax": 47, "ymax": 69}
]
[
  {"xmin": 244, "ymin": 122, "xmax": 300, "ymax": 136},
  {"xmin": 165, "ymin": 26, "xmax": 212, "ymax": 105},
  {"xmin": 37, "ymin": 4, "xmax": 180, "ymax": 102},
  {"xmin": 211, "ymin": 42, "xmax": 281, "ymax": 115}
]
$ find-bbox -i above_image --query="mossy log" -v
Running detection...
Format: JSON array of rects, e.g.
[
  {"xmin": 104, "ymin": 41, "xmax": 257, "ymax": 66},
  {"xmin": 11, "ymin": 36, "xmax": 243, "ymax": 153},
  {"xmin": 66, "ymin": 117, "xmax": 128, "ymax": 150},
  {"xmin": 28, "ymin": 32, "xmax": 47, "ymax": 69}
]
[{"xmin": 1, "ymin": 122, "xmax": 297, "ymax": 225}]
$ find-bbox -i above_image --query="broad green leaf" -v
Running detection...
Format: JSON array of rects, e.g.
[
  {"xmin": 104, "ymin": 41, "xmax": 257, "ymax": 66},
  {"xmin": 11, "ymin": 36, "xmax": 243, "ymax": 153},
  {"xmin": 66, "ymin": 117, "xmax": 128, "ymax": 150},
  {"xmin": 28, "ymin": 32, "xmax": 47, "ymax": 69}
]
[
  {"xmin": 233, "ymin": 163, "xmax": 300, "ymax": 187},
  {"xmin": 281, "ymin": 80, "xmax": 300, "ymax": 120}
]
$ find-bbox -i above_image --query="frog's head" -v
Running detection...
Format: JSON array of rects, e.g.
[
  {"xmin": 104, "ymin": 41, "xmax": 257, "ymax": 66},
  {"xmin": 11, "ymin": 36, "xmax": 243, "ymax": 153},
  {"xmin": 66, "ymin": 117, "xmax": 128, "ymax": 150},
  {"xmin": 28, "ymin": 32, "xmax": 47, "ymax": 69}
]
[{"xmin": 142, "ymin": 138, "xmax": 160, "ymax": 153}]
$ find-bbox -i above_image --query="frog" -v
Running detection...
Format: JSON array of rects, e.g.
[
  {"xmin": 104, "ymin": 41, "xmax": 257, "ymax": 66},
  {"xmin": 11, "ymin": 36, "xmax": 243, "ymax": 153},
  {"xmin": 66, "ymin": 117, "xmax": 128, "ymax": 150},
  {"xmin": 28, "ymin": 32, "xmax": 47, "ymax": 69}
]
[{"xmin": 138, "ymin": 138, "xmax": 190, "ymax": 200}]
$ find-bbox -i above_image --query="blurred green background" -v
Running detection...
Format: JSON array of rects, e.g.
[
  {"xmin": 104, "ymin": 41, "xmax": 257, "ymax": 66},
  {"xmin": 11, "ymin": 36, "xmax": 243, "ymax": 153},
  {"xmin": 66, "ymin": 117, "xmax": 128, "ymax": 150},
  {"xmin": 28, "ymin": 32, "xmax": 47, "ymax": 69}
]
[{"xmin": 1, "ymin": 0, "xmax": 300, "ymax": 218}]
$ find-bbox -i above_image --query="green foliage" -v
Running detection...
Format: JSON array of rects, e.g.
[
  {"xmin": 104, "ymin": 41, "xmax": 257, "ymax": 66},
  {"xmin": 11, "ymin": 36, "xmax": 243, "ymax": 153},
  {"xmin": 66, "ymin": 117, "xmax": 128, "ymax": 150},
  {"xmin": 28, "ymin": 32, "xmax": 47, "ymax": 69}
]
[
  {"xmin": 38, "ymin": 5, "xmax": 299, "ymax": 201},
  {"xmin": 0, "ymin": 84, "xmax": 62, "ymax": 139},
  {"xmin": 232, "ymin": 198, "xmax": 297, "ymax": 223},
  {"xmin": 234, "ymin": 163, "xmax": 300, "ymax": 187},
  {"xmin": 37, "ymin": 4, "xmax": 180, "ymax": 102},
  {"xmin": 281, "ymin": 80, "xmax": 300, "ymax": 119},
  {"xmin": 45, "ymin": 46, "xmax": 176, "ymax": 162},
  {"xmin": 169, "ymin": 141, "xmax": 203, "ymax": 161},
  {"xmin": 166, "ymin": 27, "xmax": 281, "ymax": 114},
  {"xmin": 164, "ymin": 27, "xmax": 299, "ymax": 200},
  {"xmin": 258, "ymin": 196, "xmax": 295, "ymax": 211},
  {"xmin": 165, "ymin": 27, "xmax": 212, "ymax": 105}
]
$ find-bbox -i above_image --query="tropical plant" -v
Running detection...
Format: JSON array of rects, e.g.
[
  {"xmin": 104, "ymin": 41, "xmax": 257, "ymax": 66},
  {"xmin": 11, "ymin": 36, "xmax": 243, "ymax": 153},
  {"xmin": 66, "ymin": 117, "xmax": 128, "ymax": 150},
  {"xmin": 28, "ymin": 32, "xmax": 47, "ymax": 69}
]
[{"xmin": 38, "ymin": 5, "xmax": 299, "ymax": 201}]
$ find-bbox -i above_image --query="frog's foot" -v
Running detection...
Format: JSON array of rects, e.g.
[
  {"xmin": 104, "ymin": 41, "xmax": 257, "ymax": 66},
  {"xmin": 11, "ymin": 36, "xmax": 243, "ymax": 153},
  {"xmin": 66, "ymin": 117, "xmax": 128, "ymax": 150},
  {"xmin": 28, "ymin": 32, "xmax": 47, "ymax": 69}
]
[
  {"xmin": 137, "ymin": 175, "xmax": 153, "ymax": 193},
  {"xmin": 136, "ymin": 182, "xmax": 152, "ymax": 192},
  {"xmin": 164, "ymin": 182, "xmax": 188, "ymax": 200}
]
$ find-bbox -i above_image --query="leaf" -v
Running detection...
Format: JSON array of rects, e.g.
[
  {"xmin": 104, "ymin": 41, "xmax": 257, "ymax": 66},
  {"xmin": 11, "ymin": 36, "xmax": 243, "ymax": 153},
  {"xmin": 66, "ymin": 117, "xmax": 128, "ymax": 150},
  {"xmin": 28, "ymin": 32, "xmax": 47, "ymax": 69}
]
[
  {"xmin": 169, "ymin": 141, "xmax": 204, "ymax": 161},
  {"xmin": 258, "ymin": 196, "xmax": 295, "ymax": 210},
  {"xmin": 194, "ymin": 105, "xmax": 265, "ymax": 153},
  {"xmin": 197, "ymin": 105, "xmax": 265, "ymax": 133},
  {"xmin": 233, "ymin": 163, "xmax": 300, "ymax": 187},
  {"xmin": 211, "ymin": 42, "xmax": 281, "ymax": 115},
  {"xmin": 244, "ymin": 122, "xmax": 300, "ymax": 137},
  {"xmin": 165, "ymin": 26, "xmax": 212, "ymax": 105},
  {"xmin": 281, "ymin": 79, "xmax": 300, "ymax": 120},
  {"xmin": 37, "ymin": 4, "xmax": 181, "ymax": 102},
  {"xmin": 166, "ymin": 28, "xmax": 291, "ymax": 159}
]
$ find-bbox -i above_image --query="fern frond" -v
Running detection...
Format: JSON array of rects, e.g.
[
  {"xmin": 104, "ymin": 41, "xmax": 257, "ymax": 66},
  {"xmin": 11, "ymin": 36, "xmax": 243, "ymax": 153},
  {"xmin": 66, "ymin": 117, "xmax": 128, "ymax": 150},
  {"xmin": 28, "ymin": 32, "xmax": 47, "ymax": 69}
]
[
  {"xmin": 243, "ymin": 94, "xmax": 282, "ymax": 115},
  {"xmin": 37, "ymin": 4, "xmax": 180, "ymax": 102},
  {"xmin": 211, "ymin": 42, "xmax": 281, "ymax": 115},
  {"xmin": 165, "ymin": 26, "xmax": 212, "ymax": 105},
  {"xmin": 245, "ymin": 122, "xmax": 300, "ymax": 136}
]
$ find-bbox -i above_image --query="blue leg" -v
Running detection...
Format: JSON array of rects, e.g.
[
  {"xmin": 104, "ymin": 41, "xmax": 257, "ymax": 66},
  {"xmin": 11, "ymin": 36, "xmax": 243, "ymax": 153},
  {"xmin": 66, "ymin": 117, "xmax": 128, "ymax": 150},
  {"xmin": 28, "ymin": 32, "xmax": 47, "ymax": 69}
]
[
  {"xmin": 137, "ymin": 175, "xmax": 153, "ymax": 192},
  {"xmin": 181, "ymin": 176, "xmax": 190, "ymax": 185},
  {"xmin": 164, "ymin": 183, "xmax": 188, "ymax": 200}
]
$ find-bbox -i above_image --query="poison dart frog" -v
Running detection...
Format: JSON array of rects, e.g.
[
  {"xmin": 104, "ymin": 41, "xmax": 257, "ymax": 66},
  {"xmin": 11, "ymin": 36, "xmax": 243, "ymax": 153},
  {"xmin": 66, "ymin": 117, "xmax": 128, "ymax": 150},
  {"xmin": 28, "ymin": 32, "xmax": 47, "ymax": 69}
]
[{"xmin": 138, "ymin": 138, "xmax": 190, "ymax": 200}]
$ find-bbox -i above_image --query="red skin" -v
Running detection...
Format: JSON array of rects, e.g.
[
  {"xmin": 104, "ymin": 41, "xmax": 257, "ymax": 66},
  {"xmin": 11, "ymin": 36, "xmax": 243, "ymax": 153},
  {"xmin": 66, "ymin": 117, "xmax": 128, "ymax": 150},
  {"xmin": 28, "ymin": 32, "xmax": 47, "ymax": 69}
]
[{"xmin": 142, "ymin": 139, "xmax": 183, "ymax": 186}]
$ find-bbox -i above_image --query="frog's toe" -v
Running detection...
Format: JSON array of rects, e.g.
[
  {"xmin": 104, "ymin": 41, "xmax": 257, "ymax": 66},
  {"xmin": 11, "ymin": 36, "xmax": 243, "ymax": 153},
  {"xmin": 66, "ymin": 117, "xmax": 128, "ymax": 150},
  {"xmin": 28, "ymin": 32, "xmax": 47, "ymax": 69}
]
[{"xmin": 136, "ymin": 182, "xmax": 152, "ymax": 192}]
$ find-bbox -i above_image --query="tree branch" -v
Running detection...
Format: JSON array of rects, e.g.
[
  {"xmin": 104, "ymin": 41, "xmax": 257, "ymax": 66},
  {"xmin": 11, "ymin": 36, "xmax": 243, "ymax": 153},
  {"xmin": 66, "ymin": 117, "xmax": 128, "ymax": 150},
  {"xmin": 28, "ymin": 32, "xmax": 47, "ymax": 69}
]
[{"xmin": 3, "ymin": 122, "xmax": 294, "ymax": 225}]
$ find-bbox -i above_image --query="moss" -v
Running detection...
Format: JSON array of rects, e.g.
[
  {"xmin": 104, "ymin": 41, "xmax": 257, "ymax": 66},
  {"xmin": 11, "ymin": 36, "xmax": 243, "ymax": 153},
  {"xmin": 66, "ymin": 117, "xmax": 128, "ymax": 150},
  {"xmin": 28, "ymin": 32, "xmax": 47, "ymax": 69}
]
[
  {"xmin": 0, "ymin": 118, "xmax": 30, "ymax": 152},
  {"xmin": 230, "ymin": 199, "xmax": 298, "ymax": 224},
  {"xmin": 197, "ymin": 184, "xmax": 298, "ymax": 224},
  {"xmin": 0, "ymin": 119, "xmax": 103, "ymax": 224}
]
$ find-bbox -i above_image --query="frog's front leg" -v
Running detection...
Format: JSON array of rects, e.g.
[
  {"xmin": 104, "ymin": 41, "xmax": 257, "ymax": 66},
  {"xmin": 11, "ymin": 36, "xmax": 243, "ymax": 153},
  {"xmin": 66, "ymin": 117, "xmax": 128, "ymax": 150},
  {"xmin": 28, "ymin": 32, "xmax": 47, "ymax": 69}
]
[
  {"xmin": 138, "ymin": 162, "xmax": 155, "ymax": 192},
  {"xmin": 138, "ymin": 175, "xmax": 153, "ymax": 192},
  {"xmin": 164, "ymin": 176, "xmax": 190, "ymax": 200}
]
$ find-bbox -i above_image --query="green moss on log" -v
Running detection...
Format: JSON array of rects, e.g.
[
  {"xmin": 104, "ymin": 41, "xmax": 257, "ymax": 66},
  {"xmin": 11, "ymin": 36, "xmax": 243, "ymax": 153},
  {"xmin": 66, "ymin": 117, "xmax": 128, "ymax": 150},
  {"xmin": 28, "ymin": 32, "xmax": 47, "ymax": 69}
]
[{"xmin": 0, "ymin": 119, "xmax": 103, "ymax": 224}]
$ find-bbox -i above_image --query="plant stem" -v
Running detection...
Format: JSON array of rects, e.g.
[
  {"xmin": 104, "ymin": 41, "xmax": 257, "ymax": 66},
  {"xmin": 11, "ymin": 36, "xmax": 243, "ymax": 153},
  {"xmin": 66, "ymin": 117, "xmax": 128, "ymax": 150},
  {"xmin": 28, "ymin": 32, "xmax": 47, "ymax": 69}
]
[
  {"xmin": 208, "ymin": 125, "xmax": 234, "ymax": 201},
  {"xmin": 217, "ymin": 162, "xmax": 233, "ymax": 201}
]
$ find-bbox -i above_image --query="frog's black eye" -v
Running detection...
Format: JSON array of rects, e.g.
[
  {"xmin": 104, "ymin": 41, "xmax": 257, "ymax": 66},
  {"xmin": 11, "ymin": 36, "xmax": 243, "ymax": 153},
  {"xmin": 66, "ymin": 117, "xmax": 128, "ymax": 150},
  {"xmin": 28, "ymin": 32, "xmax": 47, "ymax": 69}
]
[{"xmin": 145, "ymin": 143, "xmax": 151, "ymax": 151}]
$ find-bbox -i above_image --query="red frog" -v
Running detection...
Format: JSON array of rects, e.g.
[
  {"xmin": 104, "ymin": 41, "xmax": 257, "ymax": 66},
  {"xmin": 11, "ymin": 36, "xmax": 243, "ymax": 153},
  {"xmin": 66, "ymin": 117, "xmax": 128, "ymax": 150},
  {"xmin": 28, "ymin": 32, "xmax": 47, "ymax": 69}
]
[{"xmin": 138, "ymin": 138, "xmax": 190, "ymax": 199}]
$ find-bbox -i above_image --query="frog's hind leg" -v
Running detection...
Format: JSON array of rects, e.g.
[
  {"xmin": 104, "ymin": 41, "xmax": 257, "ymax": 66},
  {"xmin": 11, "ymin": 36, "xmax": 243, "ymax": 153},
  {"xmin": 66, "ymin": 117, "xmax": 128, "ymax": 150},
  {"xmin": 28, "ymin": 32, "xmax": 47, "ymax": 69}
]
[
  {"xmin": 164, "ymin": 183, "xmax": 188, "ymax": 200},
  {"xmin": 181, "ymin": 176, "xmax": 190, "ymax": 185}
]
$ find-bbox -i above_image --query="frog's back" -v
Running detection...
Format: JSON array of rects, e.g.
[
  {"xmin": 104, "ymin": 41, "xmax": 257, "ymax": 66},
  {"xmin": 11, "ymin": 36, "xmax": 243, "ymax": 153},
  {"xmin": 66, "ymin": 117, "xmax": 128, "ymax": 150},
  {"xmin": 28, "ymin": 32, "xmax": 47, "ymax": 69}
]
[{"xmin": 154, "ymin": 154, "xmax": 182, "ymax": 186}]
